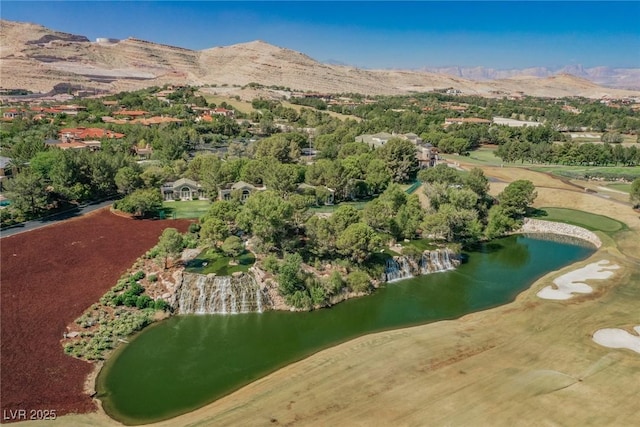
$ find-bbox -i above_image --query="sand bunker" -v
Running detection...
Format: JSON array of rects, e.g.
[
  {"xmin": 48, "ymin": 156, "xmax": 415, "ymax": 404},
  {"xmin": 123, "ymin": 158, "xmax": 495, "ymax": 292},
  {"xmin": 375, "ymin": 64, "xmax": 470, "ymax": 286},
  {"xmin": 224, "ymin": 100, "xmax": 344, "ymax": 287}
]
[
  {"xmin": 593, "ymin": 326, "xmax": 640, "ymax": 354},
  {"xmin": 536, "ymin": 260, "xmax": 619, "ymax": 300}
]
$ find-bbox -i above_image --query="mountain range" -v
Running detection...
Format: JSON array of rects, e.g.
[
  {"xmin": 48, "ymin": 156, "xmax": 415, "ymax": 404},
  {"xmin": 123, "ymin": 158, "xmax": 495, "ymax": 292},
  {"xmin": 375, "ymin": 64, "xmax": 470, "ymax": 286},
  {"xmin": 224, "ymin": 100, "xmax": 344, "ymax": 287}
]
[
  {"xmin": 423, "ymin": 65, "xmax": 640, "ymax": 90},
  {"xmin": 1, "ymin": 19, "xmax": 638, "ymax": 99}
]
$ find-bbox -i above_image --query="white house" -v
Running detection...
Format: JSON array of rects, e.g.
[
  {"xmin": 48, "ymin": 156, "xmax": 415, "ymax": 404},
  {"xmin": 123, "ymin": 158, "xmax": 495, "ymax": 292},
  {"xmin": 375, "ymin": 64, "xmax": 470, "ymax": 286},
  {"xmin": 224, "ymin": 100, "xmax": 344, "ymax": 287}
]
[{"xmin": 161, "ymin": 178, "xmax": 206, "ymax": 201}]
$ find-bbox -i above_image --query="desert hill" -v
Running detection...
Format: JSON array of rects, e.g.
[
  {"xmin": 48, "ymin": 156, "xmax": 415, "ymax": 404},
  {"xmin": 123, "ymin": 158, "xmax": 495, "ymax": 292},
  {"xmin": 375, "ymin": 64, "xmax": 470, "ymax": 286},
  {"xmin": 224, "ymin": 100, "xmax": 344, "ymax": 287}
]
[
  {"xmin": 1, "ymin": 19, "xmax": 638, "ymax": 99},
  {"xmin": 424, "ymin": 64, "xmax": 640, "ymax": 90}
]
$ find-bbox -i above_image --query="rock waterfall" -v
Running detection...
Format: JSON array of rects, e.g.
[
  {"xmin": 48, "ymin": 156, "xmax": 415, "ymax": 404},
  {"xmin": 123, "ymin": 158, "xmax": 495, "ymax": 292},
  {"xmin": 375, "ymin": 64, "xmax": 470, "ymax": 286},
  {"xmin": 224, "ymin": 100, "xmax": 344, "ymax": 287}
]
[
  {"xmin": 175, "ymin": 272, "xmax": 269, "ymax": 314},
  {"xmin": 385, "ymin": 249, "xmax": 459, "ymax": 282}
]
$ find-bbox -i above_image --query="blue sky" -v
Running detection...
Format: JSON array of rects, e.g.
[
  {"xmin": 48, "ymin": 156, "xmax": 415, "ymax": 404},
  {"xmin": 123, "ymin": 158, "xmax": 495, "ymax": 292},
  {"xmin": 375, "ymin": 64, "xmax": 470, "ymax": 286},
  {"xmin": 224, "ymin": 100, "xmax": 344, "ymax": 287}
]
[{"xmin": 2, "ymin": 1, "xmax": 639, "ymax": 69}]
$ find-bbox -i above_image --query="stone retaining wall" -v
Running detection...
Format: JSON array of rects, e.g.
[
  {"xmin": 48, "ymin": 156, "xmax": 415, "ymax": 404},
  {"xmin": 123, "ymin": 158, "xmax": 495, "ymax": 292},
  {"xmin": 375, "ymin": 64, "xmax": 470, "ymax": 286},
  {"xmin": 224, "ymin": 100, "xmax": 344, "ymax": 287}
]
[{"xmin": 519, "ymin": 218, "xmax": 602, "ymax": 248}]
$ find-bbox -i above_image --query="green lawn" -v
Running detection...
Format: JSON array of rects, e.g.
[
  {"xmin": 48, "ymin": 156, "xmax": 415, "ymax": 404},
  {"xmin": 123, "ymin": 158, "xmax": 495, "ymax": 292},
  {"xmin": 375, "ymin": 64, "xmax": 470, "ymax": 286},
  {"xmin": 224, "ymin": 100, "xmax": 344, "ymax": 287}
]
[
  {"xmin": 185, "ymin": 248, "xmax": 255, "ymax": 275},
  {"xmin": 450, "ymin": 148, "xmax": 640, "ymax": 182},
  {"xmin": 532, "ymin": 207, "xmax": 625, "ymax": 233},
  {"xmin": 161, "ymin": 200, "xmax": 211, "ymax": 219},
  {"xmin": 529, "ymin": 165, "xmax": 640, "ymax": 181},
  {"xmin": 605, "ymin": 183, "xmax": 632, "ymax": 193},
  {"xmin": 401, "ymin": 238, "xmax": 438, "ymax": 252},
  {"xmin": 459, "ymin": 147, "xmax": 503, "ymax": 166}
]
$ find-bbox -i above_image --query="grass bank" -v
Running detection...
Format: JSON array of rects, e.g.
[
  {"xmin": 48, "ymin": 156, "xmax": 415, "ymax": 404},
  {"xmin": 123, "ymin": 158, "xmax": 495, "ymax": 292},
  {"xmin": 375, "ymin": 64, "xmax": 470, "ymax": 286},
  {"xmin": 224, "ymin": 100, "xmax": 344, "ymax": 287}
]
[
  {"xmin": 531, "ymin": 207, "xmax": 626, "ymax": 234},
  {"xmin": 161, "ymin": 200, "xmax": 211, "ymax": 219}
]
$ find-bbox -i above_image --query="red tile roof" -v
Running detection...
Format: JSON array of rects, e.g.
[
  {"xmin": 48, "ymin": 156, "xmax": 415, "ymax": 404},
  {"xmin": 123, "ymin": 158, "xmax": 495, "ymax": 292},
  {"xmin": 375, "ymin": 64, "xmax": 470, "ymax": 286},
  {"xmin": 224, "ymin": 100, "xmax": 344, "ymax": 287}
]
[
  {"xmin": 58, "ymin": 127, "xmax": 125, "ymax": 140},
  {"xmin": 115, "ymin": 110, "xmax": 148, "ymax": 117}
]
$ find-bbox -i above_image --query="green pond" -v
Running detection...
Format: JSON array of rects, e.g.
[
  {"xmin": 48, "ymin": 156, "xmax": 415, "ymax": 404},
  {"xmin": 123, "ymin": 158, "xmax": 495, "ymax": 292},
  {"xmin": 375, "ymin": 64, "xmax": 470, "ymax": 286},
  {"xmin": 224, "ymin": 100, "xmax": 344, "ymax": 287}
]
[{"xmin": 97, "ymin": 235, "xmax": 594, "ymax": 424}]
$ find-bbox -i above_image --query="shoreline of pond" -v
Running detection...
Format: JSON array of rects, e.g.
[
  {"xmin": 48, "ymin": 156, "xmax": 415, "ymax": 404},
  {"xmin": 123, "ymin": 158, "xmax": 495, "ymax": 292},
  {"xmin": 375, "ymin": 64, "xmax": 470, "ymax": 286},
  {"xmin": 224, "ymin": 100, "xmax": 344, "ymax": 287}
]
[{"xmin": 93, "ymin": 234, "xmax": 596, "ymax": 425}]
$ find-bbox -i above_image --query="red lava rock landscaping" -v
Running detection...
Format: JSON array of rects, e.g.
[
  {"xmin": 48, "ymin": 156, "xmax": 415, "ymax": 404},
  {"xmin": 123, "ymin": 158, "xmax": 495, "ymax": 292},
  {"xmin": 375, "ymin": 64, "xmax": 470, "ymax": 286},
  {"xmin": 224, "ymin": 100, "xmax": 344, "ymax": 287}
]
[{"xmin": 0, "ymin": 208, "xmax": 191, "ymax": 421}]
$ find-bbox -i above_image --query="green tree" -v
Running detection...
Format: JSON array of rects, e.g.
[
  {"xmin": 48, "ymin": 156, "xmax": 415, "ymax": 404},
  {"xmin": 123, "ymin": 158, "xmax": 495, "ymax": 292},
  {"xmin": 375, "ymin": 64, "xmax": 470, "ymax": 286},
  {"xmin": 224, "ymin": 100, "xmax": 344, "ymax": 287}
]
[
  {"xmin": 156, "ymin": 228, "xmax": 184, "ymax": 269},
  {"xmin": 236, "ymin": 191, "xmax": 293, "ymax": 251},
  {"xmin": 305, "ymin": 215, "xmax": 336, "ymax": 258},
  {"xmin": 484, "ymin": 205, "xmax": 517, "ymax": 240},
  {"xmin": 115, "ymin": 165, "xmax": 143, "ymax": 195},
  {"xmin": 601, "ymin": 132, "xmax": 623, "ymax": 144},
  {"xmin": 376, "ymin": 138, "xmax": 418, "ymax": 183},
  {"xmin": 365, "ymin": 158, "xmax": 392, "ymax": 194},
  {"xmin": 499, "ymin": 180, "xmax": 537, "ymax": 218},
  {"xmin": 336, "ymin": 223, "xmax": 382, "ymax": 263},
  {"xmin": 630, "ymin": 177, "xmax": 640, "ymax": 208},
  {"xmin": 346, "ymin": 270, "xmax": 371, "ymax": 293},
  {"xmin": 277, "ymin": 253, "xmax": 305, "ymax": 296},
  {"xmin": 221, "ymin": 236, "xmax": 244, "ymax": 260},
  {"xmin": 465, "ymin": 167, "xmax": 490, "ymax": 198},
  {"xmin": 115, "ymin": 188, "xmax": 162, "ymax": 217},
  {"xmin": 4, "ymin": 171, "xmax": 49, "ymax": 217},
  {"xmin": 418, "ymin": 163, "xmax": 463, "ymax": 185},
  {"xmin": 199, "ymin": 217, "xmax": 229, "ymax": 246},
  {"xmin": 422, "ymin": 204, "xmax": 482, "ymax": 243}
]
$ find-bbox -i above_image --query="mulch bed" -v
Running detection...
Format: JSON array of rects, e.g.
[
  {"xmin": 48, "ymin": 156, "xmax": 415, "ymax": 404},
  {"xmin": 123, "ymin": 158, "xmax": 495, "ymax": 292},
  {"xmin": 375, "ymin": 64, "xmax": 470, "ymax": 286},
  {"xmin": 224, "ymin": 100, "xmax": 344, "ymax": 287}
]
[{"xmin": 0, "ymin": 208, "xmax": 191, "ymax": 420}]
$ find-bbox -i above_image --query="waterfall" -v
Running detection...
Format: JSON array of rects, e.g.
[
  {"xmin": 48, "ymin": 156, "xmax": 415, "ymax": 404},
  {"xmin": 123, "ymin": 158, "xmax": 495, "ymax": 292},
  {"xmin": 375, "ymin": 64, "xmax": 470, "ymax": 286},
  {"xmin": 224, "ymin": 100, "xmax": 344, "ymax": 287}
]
[
  {"xmin": 420, "ymin": 249, "xmax": 455, "ymax": 274},
  {"xmin": 385, "ymin": 257, "xmax": 413, "ymax": 282},
  {"xmin": 176, "ymin": 272, "xmax": 269, "ymax": 315},
  {"xmin": 385, "ymin": 248, "xmax": 459, "ymax": 283}
]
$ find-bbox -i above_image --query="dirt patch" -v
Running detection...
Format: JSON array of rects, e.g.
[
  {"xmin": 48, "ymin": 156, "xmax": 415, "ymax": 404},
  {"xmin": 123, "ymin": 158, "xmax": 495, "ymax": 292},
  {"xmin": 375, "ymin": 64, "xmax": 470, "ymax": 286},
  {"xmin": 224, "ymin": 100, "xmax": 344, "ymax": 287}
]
[{"xmin": 0, "ymin": 208, "xmax": 190, "ymax": 421}]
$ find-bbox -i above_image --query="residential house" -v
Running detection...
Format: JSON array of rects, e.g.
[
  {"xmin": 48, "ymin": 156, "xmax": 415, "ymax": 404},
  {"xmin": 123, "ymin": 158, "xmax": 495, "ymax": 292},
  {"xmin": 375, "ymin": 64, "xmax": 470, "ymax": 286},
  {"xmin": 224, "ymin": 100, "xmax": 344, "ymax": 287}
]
[
  {"xmin": 218, "ymin": 181, "xmax": 263, "ymax": 202},
  {"xmin": 355, "ymin": 132, "xmax": 393, "ymax": 148},
  {"xmin": 416, "ymin": 145, "xmax": 439, "ymax": 169},
  {"xmin": 356, "ymin": 132, "xmax": 424, "ymax": 148},
  {"xmin": 115, "ymin": 109, "xmax": 149, "ymax": 118},
  {"xmin": 2, "ymin": 109, "xmax": 24, "ymax": 120},
  {"xmin": 0, "ymin": 156, "xmax": 16, "ymax": 191},
  {"xmin": 133, "ymin": 144, "xmax": 153, "ymax": 160},
  {"xmin": 444, "ymin": 117, "xmax": 492, "ymax": 126},
  {"xmin": 161, "ymin": 178, "xmax": 206, "ymax": 201},
  {"xmin": 58, "ymin": 127, "xmax": 125, "ymax": 142},
  {"xmin": 211, "ymin": 108, "xmax": 235, "ymax": 118},
  {"xmin": 296, "ymin": 183, "xmax": 335, "ymax": 205},
  {"xmin": 54, "ymin": 105, "xmax": 87, "ymax": 115},
  {"xmin": 401, "ymin": 133, "xmax": 423, "ymax": 145}
]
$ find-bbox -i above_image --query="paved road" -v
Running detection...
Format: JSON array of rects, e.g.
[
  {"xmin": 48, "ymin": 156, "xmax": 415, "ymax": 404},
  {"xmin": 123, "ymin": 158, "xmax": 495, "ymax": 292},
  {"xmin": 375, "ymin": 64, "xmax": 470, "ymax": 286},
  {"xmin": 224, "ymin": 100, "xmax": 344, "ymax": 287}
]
[{"xmin": 0, "ymin": 199, "xmax": 114, "ymax": 238}]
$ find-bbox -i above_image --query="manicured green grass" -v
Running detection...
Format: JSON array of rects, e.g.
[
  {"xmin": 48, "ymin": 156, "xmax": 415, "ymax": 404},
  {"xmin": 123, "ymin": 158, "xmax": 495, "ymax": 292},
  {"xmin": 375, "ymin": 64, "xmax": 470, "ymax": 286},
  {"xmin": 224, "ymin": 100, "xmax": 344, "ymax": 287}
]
[
  {"xmin": 161, "ymin": 200, "xmax": 211, "ymax": 219},
  {"xmin": 532, "ymin": 207, "xmax": 625, "ymax": 233},
  {"xmin": 529, "ymin": 165, "xmax": 640, "ymax": 181},
  {"xmin": 185, "ymin": 248, "xmax": 255, "ymax": 275},
  {"xmin": 606, "ymin": 183, "xmax": 632, "ymax": 193},
  {"xmin": 462, "ymin": 147, "xmax": 503, "ymax": 166},
  {"xmin": 401, "ymin": 239, "xmax": 437, "ymax": 252}
]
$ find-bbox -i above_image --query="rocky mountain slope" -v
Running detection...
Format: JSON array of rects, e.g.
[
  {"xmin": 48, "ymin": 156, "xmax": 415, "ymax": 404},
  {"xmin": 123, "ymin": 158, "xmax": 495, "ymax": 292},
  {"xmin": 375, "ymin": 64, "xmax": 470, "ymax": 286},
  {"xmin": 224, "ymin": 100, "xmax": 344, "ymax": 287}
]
[
  {"xmin": 424, "ymin": 65, "xmax": 640, "ymax": 90},
  {"xmin": 1, "ymin": 19, "xmax": 638, "ymax": 98}
]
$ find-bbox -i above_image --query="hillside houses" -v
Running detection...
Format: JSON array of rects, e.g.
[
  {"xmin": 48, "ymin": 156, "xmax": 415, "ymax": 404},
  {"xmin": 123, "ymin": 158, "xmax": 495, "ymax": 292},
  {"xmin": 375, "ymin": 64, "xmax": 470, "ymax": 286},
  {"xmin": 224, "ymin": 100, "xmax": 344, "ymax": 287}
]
[
  {"xmin": 355, "ymin": 132, "xmax": 424, "ymax": 148},
  {"xmin": 444, "ymin": 117, "xmax": 492, "ymax": 126},
  {"xmin": 44, "ymin": 127, "xmax": 126, "ymax": 150}
]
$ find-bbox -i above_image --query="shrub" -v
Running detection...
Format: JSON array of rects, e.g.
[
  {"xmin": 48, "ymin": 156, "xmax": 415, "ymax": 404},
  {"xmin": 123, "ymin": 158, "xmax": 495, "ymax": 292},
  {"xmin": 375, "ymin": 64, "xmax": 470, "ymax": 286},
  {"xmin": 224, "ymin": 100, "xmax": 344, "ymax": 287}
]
[
  {"xmin": 309, "ymin": 282, "xmax": 327, "ymax": 306},
  {"xmin": 148, "ymin": 274, "xmax": 158, "ymax": 283},
  {"xmin": 132, "ymin": 271, "xmax": 146, "ymax": 281},
  {"xmin": 262, "ymin": 254, "xmax": 279, "ymax": 274},
  {"xmin": 188, "ymin": 223, "xmax": 201, "ymax": 234},
  {"xmin": 136, "ymin": 295, "xmax": 153, "ymax": 309},
  {"xmin": 286, "ymin": 290, "xmax": 312, "ymax": 309},
  {"xmin": 327, "ymin": 270, "xmax": 345, "ymax": 294},
  {"xmin": 346, "ymin": 270, "xmax": 371, "ymax": 293},
  {"xmin": 154, "ymin": 299, "xmax": 171, "ymax": 312}
]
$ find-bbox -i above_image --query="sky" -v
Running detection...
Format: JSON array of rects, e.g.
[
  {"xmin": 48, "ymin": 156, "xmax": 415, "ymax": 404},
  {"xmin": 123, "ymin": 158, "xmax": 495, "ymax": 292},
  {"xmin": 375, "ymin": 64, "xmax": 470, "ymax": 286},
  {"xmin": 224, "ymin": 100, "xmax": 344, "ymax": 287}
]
[{"xmin": 2, "ymin": 1, "xmax": 639, "ymax": 69}]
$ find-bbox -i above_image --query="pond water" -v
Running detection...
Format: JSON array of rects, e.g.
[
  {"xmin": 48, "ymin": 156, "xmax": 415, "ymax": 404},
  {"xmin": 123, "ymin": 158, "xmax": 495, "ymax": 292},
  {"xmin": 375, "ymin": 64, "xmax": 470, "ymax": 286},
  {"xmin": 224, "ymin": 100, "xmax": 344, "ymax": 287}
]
[{"xmin": 97, "ymin": 235, "xmax": 593, "ymax": 424}]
